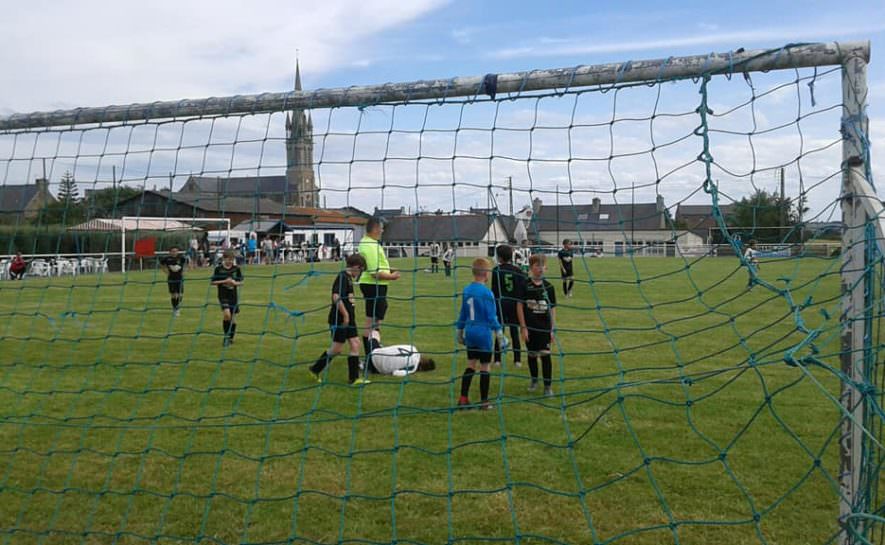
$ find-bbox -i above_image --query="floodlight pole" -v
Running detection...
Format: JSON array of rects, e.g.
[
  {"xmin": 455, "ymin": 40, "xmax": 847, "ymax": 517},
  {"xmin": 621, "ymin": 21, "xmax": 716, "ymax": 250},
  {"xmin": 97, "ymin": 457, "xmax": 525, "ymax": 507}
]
[{"xmin": 839, "ymin": 46, "xmax": 873, "ymax": 545}]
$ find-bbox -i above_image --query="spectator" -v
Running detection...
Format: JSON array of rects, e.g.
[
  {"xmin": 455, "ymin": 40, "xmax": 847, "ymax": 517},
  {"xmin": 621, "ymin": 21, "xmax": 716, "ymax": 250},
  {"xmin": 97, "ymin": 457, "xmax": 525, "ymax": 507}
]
[{"xmin": 9, "ymin": 251, "xmax": 27, "ymax": 280}]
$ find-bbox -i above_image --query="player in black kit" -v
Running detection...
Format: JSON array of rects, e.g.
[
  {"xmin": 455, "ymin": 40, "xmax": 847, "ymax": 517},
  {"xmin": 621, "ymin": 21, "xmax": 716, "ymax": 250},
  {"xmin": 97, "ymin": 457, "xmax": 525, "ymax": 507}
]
[
  {"xmin": 161, "ymin": 246, "xmax": 187, "ymax": 316},
  {"xmin": 492, "ymin": 244, "xmax": 526, "ymax": 367},
  {"xmin": 211, "ymin": 249, "xmax": 244, "ymax": 347},
  {"xmin": 521, "ymin": 253, "xmax": 557, "ymax": 396},
  {"xmin": 558, "ymin": 239, "xmax": 575, "ymax": 298},
  {"xmin": 308, "ymin": 254, "xmax": 370, "ymax": 385}
]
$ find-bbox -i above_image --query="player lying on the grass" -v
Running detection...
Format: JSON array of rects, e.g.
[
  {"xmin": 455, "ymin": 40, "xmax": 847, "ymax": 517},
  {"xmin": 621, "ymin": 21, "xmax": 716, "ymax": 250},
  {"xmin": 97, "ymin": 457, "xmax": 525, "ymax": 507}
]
[
  {"xmin": 211, "ymin": 249, "xmax": 244, "ymax": 347},
  {"xmin": 457, "ymin": 257, "xmax": 508, "ymax": 410},
  {"xmin": 309, "ymin": 253, "xmax": 371, "ymax": 385},
  {"xmin": 365, "ymin": 339, "xmax": 437, "ymax": 376},
  {"xmin": 492, "ymin": 244, "xmax": 526, "ymax": 368},
  {"xmin": 160, "ymin": 245, "xmax": 187, "ymax": 316},
  {"xmin": 522, "ymin": 253, "xmax": 557, "ymax": 397}
]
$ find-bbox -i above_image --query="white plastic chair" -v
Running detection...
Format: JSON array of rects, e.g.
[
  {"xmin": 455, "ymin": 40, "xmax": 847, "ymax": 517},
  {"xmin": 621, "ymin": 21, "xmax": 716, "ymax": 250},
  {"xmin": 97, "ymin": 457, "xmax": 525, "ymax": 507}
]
[
  {"xmin": 28, "ymin": 260, "xmax": 50, "ymax": 277},
  {"xmin": 0, "ymin": 260, "xmax": 9, "ymax": 280},
  {"xmin": 78, "ymin": 257, "xmax": 95, "ymax": 275}
]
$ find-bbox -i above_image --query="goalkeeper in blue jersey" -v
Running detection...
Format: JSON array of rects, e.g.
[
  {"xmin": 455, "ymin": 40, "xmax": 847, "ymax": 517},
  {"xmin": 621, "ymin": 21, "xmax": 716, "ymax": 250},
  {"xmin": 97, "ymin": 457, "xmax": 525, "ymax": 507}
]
[{"xmin": 456, "ymin": 257, "xmax": 507, "ymax": 411}]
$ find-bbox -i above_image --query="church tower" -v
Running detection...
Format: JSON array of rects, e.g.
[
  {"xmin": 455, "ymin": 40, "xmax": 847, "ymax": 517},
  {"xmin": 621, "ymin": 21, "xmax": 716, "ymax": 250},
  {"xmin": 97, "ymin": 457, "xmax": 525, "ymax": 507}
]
[{"xmin": 285, "ymin": 59, "xmax": 319, "ymax": 208}]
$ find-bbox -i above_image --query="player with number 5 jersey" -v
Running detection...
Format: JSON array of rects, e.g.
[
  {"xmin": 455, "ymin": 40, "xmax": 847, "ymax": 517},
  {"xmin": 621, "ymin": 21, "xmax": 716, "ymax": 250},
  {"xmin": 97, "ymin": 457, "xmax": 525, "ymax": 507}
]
[{"xmin": 491, "ymin": 244, "xmax": 526, "ymax": 367}]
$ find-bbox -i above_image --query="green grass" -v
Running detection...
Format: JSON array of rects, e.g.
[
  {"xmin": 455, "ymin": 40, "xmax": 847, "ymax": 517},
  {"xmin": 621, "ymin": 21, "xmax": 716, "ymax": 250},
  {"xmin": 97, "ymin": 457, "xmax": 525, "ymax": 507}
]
[{"xmin": 0, "ymin": 254, "xmax": 852, "ymax": 544}]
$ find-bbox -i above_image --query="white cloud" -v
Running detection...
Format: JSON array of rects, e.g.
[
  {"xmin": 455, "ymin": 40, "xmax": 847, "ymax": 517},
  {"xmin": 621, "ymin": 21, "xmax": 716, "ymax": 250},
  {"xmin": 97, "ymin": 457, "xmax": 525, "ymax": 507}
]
[
  {"xmin": 0, "ymin": 0, "xmax": 448, "ymax": 112},
  {"xmin": 488, "ymin": 22, "xmax": 885, "ymax": 60}
]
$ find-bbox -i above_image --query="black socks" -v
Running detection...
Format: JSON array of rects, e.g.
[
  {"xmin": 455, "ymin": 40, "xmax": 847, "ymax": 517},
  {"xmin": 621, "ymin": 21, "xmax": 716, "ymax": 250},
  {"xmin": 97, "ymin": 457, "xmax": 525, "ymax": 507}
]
[
  {"xmin": 479, "ymin": 371, "xmax": 490, "ymax": 402},
  {"xmin": 460, "ymin": 368, "xmax": 475, "ymax": 398}
]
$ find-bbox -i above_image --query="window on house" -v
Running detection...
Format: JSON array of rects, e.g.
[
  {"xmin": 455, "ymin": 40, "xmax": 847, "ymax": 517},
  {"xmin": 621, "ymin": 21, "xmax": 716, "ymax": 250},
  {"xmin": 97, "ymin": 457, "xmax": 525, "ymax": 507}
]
[{"xmin": 599, "ymin": 213, "xmax": 609, "ymax": 220}]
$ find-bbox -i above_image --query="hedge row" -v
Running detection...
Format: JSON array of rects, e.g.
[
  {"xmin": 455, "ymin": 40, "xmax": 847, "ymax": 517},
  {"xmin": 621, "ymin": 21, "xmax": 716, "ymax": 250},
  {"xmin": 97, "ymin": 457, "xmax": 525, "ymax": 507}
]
[{"xmin": 0, "ymin": 225, "xmax": 192, "ymax": 256}]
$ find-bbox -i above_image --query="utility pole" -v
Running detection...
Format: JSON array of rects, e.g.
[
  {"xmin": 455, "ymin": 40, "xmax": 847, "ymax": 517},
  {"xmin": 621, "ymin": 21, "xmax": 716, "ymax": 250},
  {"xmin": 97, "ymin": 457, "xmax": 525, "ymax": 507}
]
[
  {"xmin": 631, "ymin": 181, "xmax": 636, "ymax": 252},
  {"xmin": 780, "ymin": 167, "xmax": 786, "ymax": 241},
  {"xmin": 508, "ymin": 176, "xmax": 513, "ymax": 217},
  {"xmin": 555, "ymin": 184, "xmax": 560, "ymax": 246},
  {"xmin": 798, "ymin": 174, "xmax": 806, "ymax": 242}
]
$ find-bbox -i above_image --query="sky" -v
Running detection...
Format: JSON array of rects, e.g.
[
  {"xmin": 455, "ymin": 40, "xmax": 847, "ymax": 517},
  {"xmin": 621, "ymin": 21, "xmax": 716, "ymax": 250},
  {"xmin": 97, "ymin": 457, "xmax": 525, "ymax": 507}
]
[{"xmin": 1, "ymin": 0, "xmax": 883, "ymax": 217}]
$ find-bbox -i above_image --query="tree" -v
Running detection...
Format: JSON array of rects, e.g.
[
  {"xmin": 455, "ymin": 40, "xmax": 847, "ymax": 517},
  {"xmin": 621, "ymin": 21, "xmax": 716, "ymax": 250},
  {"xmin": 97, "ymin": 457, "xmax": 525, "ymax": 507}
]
[
  {"xmin": 83, "ymin": 186, "xmax": 141, "ymax": 217},
  {"xmin": 57, "ymin": 170, "xmax": 79, "ymax": 204},
  {"xmin": 725, "ymin": 189, "xmax": 804, "ymax": 243}
]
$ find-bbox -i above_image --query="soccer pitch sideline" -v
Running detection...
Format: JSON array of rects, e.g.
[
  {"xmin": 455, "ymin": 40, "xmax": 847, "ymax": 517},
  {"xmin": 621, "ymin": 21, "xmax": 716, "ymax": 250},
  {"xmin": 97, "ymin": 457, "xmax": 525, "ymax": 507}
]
[{"xmin": 0, "ymin": 255, "xmax": 846, "ymax": 544}]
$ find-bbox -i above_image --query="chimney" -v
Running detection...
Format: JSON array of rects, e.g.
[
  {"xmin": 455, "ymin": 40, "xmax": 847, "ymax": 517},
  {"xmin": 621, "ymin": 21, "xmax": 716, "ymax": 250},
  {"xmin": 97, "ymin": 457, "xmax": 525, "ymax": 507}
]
[
  {"xmin": 656, "ymin": 195, "xmax": 666, "ymax": 229},
  {"xmin": 34, "ymin": 177, "xmax": 49, "ymax": 195},
  {"xmin": 592, "ymin": 197, "xmax": 601, "ymax": 214},
  {"xmin": 532, "ymin": 197, "xmax": 543, "ymax": 215}
]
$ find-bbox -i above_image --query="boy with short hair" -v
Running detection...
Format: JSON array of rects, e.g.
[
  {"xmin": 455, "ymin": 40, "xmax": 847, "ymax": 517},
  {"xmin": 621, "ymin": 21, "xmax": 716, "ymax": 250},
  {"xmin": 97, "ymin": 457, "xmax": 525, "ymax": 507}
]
[
  {"xmin": 211, "ymin": 249, "xmax": 244, "ymax": 347},
  {"xmin": 442, "ymin": 244, "xmax": 454, "ymax": 277},
  {"xmin": 744, "ymin": 239, "xmax": 759, "ymax": 288},
  {"xmin": 457, "ymin": 258, "xmax": 507, "ymax": 410},
  {"xmin": 558, "ymin": 239, "xmax": 575, "ymax": 298},
  {"xmin": 429, "ymin": 242, "xmax": 441, "ymax": 274},
  {"xmin": 521, "ymin": 253, "xmax": 557, "ymax": 396},
  {"xmin": 161, "ymin": 245, "xmax": 187, "ymax": 316},
  {"xmin": 309, "ymin": 253, "xmax": 370, "ymax": 385},
  {"xmin": 491, "ymin": 244, "xmax": 526, "ymax": 367}
]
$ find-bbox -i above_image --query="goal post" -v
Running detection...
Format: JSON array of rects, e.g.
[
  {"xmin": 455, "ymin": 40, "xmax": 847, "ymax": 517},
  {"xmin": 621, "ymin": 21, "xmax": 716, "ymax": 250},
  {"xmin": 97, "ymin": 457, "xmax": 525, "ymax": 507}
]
[
  {"xmin": 120, "ymin": 216, "xmax": 230, "ymax": 273},
  {"xmin": 0, "ymin": 40, "xmax": 879, "ymax": 544}
]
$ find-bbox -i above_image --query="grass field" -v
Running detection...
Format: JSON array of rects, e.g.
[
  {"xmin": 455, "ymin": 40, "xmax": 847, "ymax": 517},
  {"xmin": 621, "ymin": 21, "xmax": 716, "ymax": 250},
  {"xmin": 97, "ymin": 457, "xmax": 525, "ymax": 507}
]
[{"xmin": 0, "ymin": 254, "xmax": 852, "ymax": 544}]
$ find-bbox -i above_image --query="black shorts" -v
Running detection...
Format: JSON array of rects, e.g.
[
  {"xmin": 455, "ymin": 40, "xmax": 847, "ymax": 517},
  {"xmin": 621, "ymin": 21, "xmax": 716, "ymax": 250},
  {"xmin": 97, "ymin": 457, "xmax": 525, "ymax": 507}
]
[
  {"xmin": 219, "ymin": 298, "xmax": 240, "ymax": 314},
  {"xmin": 330, "ymin": 324, "xmax": 359, "ymax": 343},
  {"xmin": 167, "ymin": 280, "xmax": 183, "ymax": 294},
  {"xmin": 498, "ymin": 303, "xmax": 520, "ymax": 327},
  {"xmin": 561, "ymin": 269, "xmax": 574, "ymax": 279},
  {"xmin": 360, "ymin": 284, "xmax": 389, "ymax": 321},
  {"xmin": 526, "ymin": 329, "xmax": 551, "ymax": 353},
  {"xmin": 466, "ymin": 349, "xmax": 492, "ymax": 364},
  {"xmin": 431, "ymin": 256, "xmax": 439, "ymax": 264}
]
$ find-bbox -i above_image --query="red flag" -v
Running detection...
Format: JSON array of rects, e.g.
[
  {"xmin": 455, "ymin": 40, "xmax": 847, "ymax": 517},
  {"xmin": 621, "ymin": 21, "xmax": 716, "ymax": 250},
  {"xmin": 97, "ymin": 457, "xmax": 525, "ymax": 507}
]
[{"xmin": 134, "ymin": 237, "xmax": 156, "ymax": 257}]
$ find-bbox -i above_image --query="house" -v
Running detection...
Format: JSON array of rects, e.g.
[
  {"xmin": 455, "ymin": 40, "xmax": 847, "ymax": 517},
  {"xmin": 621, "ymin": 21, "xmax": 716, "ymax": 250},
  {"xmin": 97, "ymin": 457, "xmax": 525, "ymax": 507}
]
[
  {"xmin": 114, "ymin": 190, "xmax": 292, "ymax": 226},
  {"xmin": 675, "ymin": 203, "xmax": 735, "ymax": 243},
  {"xmin": 287, "ymin": 223, "xmax": 359, "ymax": 255},
  {"xmin": 231, "ymin": 219, "xmax": 292, "ymax": 238},
  {"xmin": 0, "ymin": 178, "xmax": 56, "ymax": 220},
  {"xmin": 381, "ymin": 213, "xmax": 511, "ymax": 258},
  {"xmin": 179, "ymin": 175, "xmax": 289, "ymax": 202},
  {"xmin": 470, "ymin": 207, "xmax": 528, "ymax": 244},
  {"xmin": 373, "ymin": 206, "xmax": 406, "ymax": 222},
  {"xmin": 530, "ymin": 196, "xmax": 703, "ymax": 255},
  {"xmin": 113, "ymin": 191, "xmax": 367, "ymax": 237}
]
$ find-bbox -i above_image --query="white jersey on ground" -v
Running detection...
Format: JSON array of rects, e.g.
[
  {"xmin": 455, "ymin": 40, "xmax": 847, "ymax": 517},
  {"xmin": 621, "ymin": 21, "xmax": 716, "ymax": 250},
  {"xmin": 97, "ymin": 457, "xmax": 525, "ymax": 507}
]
[{"xmin": 371, "ymin": 345, "xmax": 421, "ymax": 376}]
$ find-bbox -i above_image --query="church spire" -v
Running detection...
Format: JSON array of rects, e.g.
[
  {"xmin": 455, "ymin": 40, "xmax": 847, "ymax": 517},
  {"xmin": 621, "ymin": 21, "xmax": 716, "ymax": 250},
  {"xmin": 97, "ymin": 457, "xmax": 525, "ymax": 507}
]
[{"xmin": 294, "ymin": 53, "xmax": 302, "ymax": 92}]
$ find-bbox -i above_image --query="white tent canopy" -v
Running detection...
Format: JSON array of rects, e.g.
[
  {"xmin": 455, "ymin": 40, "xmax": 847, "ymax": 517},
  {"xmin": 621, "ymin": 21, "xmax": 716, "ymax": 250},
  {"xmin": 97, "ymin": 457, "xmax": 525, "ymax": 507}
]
[{"xmin": 68, "ymin": 218, "xmax": 197, "ymax": 232}]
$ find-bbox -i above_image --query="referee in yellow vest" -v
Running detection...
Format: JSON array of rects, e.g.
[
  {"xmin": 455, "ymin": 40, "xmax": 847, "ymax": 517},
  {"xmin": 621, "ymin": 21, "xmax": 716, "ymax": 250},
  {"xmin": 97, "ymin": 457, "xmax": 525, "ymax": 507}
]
[{"xmin": 358, "ymin": 217, "xmax": 400, "ymax": 355}]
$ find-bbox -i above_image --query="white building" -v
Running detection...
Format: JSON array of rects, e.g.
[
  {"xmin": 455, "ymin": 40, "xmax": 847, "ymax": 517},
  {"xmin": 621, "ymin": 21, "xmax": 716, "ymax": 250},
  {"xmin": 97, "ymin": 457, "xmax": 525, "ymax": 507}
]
[
  {"xmin": 529, "ymin": 196, "xmax": 704, "ymax": 256},
  {"xmin": 380, "ymin": 213, "xmax": 515, "ymax": 258}
]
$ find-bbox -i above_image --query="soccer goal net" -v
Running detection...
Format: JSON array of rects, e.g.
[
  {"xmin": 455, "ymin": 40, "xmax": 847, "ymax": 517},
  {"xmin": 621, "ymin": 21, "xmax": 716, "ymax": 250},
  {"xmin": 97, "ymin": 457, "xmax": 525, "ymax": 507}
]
[{"xmin": 0, "ymin": 41, "xmax": 880, "ymax": 545}]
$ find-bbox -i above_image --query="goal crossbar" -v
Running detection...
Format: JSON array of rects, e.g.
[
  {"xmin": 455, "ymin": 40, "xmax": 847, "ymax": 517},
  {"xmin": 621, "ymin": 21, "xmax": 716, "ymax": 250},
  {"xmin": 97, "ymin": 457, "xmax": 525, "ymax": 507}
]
[{"xmin": 0, "ymin": 41, "xmax": 869, "ymax": 131}]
